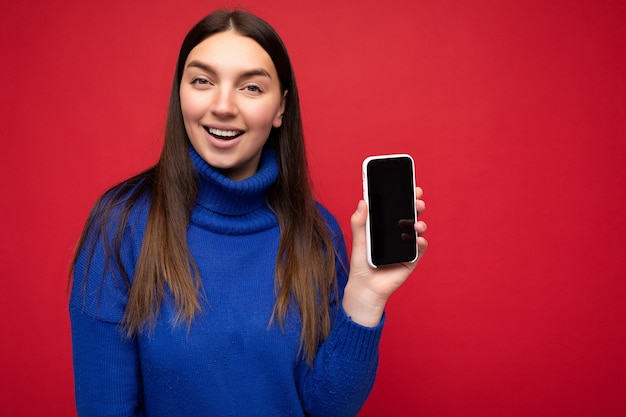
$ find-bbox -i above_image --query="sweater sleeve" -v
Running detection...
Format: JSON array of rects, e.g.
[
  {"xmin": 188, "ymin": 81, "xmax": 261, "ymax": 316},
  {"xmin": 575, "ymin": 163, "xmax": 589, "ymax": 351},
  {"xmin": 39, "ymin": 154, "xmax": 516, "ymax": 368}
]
[
  {"xmin": 298, "ymin": 305, "xmax": 383, "ymax": 417},
  {"xmin": 69, "ymin": 306, "xmax": 144, "ymax": 417},
  {"xmin": 69, "ymin": 197, "xmax": 146, "ymax": 416},
  {"xmin": 297, "ymin": 204, "xmax": 384, "ymax": 417}
]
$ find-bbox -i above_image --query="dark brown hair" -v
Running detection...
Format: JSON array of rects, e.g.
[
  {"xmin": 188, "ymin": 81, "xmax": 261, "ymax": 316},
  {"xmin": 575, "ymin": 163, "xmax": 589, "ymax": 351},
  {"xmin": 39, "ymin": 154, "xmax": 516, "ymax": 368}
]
[{"xmin": 71, "ymin": 9, "xmax": 340, "ymax": 364}]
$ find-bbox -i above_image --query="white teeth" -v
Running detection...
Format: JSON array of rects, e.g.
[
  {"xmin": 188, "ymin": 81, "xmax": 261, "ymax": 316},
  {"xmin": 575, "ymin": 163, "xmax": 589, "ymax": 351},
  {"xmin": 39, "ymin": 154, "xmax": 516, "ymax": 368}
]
[{"xmin": 208, "ymin": 128, "xmax": 240, "ymax": 138}]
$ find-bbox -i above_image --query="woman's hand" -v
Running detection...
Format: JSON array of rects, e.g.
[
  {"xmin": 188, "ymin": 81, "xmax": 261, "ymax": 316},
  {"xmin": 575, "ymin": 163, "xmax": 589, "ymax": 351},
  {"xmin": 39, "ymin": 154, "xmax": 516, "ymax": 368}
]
[{"xmin": 342, "ymin": 187, "xmax": 428, "ymax": 327}]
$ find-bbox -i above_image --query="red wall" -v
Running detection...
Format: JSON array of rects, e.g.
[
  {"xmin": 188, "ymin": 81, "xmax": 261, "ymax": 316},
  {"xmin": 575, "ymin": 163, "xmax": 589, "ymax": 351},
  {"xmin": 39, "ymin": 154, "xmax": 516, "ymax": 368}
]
[{"xmin": 2, "ymin": 0, "xmax": 625, "ymax": 415}]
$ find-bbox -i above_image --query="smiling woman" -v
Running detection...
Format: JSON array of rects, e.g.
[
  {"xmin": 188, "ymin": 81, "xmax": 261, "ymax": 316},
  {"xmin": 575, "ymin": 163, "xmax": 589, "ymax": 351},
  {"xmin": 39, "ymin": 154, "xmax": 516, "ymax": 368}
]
[
  {"xmin": 68, "ymin": 8, "xmax": 428, "ymax": 417},
  {"xmin": 180, "ymin": 31, "xmax": 286, "ymax": 181}
]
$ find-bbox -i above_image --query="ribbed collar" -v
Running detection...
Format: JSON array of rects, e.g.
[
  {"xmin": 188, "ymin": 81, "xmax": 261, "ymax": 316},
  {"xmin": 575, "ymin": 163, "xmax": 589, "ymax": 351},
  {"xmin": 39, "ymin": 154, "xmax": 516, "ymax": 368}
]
[{"xmin": 189, "ymin": 146, "xmax": 280, "ymax": 235}]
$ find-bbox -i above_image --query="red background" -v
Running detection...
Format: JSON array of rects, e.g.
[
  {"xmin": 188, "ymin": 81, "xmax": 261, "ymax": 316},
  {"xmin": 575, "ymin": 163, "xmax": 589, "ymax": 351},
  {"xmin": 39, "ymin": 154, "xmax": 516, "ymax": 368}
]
[{"xmin": 1, "ymin": 0, "xmax": 625, "ymax": 416}]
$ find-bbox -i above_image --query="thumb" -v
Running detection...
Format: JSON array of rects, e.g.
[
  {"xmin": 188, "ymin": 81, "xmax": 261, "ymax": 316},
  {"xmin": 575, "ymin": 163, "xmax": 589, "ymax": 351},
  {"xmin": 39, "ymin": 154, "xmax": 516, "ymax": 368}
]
[{"xmin": 350, "ymin": 200, "xmax": 368, "ymax": 254}]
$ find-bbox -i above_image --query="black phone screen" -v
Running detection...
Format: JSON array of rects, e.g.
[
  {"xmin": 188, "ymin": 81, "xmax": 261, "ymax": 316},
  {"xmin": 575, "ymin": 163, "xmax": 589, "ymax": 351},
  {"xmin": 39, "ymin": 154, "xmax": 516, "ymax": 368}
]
[{"xmin": 365, "ymin": 156, "xmax": 417, "ymax": 266}]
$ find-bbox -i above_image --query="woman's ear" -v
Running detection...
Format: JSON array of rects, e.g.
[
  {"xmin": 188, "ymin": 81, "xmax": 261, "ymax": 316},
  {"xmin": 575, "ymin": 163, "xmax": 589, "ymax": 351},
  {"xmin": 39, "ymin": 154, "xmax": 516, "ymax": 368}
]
[{"xmin": 273, "ymin": 90, "xmax": 288, "ymax": 128}]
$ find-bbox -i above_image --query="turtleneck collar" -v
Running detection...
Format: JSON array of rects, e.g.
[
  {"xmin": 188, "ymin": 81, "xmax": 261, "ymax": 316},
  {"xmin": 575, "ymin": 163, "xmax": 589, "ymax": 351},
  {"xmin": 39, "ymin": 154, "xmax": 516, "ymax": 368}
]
[{"xmin": 189, "ymin": 146, "xmax": 280, "ymax": 235}]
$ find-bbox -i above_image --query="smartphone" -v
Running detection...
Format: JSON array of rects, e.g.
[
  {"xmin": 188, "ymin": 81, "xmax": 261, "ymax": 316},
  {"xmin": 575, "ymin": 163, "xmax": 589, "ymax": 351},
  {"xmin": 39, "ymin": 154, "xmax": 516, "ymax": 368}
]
[{"xmin": 362, "ymin": 154, "xmax": 418, "ymax": 268}]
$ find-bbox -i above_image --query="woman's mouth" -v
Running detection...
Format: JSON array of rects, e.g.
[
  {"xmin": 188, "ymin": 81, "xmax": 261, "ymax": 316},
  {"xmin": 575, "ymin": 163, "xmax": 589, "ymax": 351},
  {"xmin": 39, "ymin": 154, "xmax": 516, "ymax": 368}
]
[{"xmin": 205, "ymin": 127, "xmax": 244, "ymax": 140}]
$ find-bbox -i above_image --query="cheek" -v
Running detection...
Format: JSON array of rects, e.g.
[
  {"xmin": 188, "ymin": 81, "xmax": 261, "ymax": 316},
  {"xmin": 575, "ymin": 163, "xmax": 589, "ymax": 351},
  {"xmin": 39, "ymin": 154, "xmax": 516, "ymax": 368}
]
[
  {"xmin": 246, "ymin": 101, "xmax": 282, "ymax": 130},
  {"xmin": 179, "ymin": 90, "xmax": 205, "ymax": 123}
]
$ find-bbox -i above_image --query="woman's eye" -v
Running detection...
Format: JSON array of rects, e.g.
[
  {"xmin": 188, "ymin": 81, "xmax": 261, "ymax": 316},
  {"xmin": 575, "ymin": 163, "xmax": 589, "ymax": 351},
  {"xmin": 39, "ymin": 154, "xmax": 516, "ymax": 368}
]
[
  {"xmin": 243, "ymin": 84, "xmax": 262, "ymax": 93},
  {"xmin": 191, "ymin": 78, "xmax": 210, "ymax": 86}
]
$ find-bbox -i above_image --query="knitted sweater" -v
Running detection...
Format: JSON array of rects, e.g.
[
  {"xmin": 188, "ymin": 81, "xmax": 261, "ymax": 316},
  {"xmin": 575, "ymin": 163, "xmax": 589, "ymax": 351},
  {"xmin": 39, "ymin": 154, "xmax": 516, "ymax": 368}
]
[{"xmin": 69, "ymin": 147, "xmax": 383, "ymax": 417}]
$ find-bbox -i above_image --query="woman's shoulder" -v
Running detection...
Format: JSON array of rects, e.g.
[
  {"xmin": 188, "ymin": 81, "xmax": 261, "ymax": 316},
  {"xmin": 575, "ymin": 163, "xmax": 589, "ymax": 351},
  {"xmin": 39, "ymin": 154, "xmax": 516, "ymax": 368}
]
[
  {"xmin": 70, "ymin": 170, "xmax": 155, "ymax": 321},
  {"xmin": 99, "ymin": 168, "xmax": 154, "ymax": 206},
  {"xmin": 315, "ymin": 201, "xmax": 338, "ymax": 224},
  {"xmin": 76, "ymin": 169, "xmax": 154, "ymax": 267},
  {"xmin": 90, "ymin": 169, "xmax": 154, "ymax": 227},
  {"xmin": 314, "ymin": 202, "xmax": 344, "ymax": 241}
]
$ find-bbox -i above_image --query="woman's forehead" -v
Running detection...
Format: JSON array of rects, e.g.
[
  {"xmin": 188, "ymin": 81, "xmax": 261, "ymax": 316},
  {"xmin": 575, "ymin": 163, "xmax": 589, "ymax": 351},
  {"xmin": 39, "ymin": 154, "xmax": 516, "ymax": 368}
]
[{"xmin": 185, "ymin": 31, "xmax": 275, "ymax": 73}]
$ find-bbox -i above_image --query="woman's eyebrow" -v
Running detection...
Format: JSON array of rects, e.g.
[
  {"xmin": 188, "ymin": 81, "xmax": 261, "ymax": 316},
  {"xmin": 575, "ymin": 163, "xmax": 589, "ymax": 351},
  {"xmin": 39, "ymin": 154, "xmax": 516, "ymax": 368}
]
[
  {"xmin": 240, "ymin": 68, "xmax": 272, "ymax": 79},
  {"xmin": 186, "ymin": 60, "xmax": 272, "ymax": 79},
  {"xmin": 187, "ymin": 60, "xmax": 216, "ymax": 75}
]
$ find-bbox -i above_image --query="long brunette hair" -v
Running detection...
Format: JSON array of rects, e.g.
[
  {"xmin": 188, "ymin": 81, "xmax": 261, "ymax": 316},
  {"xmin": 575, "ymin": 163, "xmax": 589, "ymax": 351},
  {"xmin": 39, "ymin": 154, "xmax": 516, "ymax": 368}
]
[{"xmin": 71, "ymin": 10, "xmax": 339, "ymax": 364}]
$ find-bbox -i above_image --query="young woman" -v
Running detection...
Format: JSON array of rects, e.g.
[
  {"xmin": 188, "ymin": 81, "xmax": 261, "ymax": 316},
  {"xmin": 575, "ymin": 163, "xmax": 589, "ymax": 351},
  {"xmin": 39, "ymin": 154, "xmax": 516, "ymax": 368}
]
[{"xmin": 69, "ymin": 9, "xmax": 428, "ymax": 417}]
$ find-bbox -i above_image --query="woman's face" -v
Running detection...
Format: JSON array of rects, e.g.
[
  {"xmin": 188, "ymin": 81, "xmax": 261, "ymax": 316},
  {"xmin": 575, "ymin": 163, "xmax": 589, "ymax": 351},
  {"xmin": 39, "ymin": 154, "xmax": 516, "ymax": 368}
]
[{"xmin": 180, "ymin": 31, "xmax": 285, "ymax": 181}]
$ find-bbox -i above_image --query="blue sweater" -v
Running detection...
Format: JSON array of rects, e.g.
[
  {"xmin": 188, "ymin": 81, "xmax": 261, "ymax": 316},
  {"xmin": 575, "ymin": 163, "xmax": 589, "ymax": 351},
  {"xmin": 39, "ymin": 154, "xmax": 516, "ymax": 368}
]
[{"xmin": 70, "ymin": 148, "xmax": 383, "ymax": 417}]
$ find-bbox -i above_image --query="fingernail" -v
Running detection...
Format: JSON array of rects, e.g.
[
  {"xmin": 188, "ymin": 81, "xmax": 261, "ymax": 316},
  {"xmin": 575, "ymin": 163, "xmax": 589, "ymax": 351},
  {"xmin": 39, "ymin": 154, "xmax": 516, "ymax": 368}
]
[{"xmin": 356, "ymin": 200, "xmax": 364, "ymax": 213}]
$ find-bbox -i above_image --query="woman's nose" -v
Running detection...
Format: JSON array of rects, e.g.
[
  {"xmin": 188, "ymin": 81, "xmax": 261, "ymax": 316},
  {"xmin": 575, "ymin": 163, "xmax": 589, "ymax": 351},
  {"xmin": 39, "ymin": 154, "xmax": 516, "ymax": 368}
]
[{"xmin": 210, "ymin": 88, "xmax": 238, "ymax": 117}]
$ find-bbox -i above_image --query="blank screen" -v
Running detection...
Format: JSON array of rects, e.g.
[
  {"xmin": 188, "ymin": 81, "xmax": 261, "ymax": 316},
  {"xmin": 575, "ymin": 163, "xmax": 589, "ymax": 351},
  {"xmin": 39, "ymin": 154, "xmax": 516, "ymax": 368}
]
[{"xmin": 366, "ymin": 156, "xmax": 417, "ymax": 266}]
